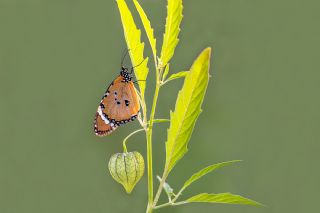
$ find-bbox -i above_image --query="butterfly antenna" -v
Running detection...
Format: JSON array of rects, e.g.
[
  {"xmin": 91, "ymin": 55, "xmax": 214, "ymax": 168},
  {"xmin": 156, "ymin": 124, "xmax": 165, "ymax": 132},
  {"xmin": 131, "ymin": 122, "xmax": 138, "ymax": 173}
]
[
  {"xmin": 130, "ymin": 58, "xmax": 147, "ymax": 73},
  {"xmin": 133, "ymin": 79, "xmax": 146, "ymax": 84},
  {"xmin": 121, "ymin": 48, "xmax": 130, "ymax": 67}
]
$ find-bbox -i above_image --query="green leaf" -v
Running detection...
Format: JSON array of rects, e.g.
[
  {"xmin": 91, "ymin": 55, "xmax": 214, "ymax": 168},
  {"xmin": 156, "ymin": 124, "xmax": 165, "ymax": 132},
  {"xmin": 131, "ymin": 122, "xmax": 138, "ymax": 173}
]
[
  {"xmin": 180, "ymin": 160, "xmax": 241, "ymax": 193},
  {"xmin": 165, "ymin": 48, "xmax": 211, "ymax": 174},
  {"xmin": 165, "ymin": 71, "xmax": 189, "ymax": 84},
  {"xmin": 160, "ymin": 0, "xmax": 183, "ymax": 67},
  {"xmin": 116, "ymin": 0, "xmax": 149, "ymax": 98},
  {"xmin": 133, "ymin": 0, "xmax": 157, "ymax": 61},
  {"xmin": 162, "ymin": 63, "xmax": 170, "ymax": 81},
  {"xmin": 186, "ymin": 193, "xmax": 262, "ymax": 206}
]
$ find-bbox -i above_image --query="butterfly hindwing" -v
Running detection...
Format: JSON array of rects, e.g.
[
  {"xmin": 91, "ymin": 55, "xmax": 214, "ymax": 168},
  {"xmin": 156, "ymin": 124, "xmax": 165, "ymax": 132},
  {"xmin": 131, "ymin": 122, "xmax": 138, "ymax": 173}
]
[{"xmin": 94, "ymin": 113, "xmax": 118, "ymax": 136}]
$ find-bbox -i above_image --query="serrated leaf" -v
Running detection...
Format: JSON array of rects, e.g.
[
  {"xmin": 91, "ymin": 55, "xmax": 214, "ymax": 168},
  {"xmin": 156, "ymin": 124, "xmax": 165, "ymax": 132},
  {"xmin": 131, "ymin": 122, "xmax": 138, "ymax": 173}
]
[
  {"xmin": 180, "ymin": 160, "xmax": 241, "ymax": 192},
  {"xmin": 165, "ymin": 71, "xmax": 189, "ymax": 83},
  {"xmin": 165, "ymin": 48, "xmax": 211, "ymax": 174},
  {"xmin": 186, "ymin": 193, "xmax": 262, "ymax": 206},
  {"xmin": 116, "ymin": 0, "xmax": 149, "ymax": 98},
  {"xmin": 160, "ymin": 0, "xmax": 183, "ymax": 67},
  {"xmin": 133, "ymin": 0, "xmax": 157, "ymax": 61}
]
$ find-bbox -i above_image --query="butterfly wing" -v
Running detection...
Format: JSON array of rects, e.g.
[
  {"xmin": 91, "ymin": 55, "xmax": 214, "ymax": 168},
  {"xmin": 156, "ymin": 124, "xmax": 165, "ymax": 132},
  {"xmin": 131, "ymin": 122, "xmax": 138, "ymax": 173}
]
[
  {"xmin": 101, "ymin": 76, "xmax": 140, "ymax": 124},
  {"xmin": 94, "ymin": 113, "xmax": 118, "ymax": 136},
  {"xmin": 94, "ymin": 75, "xmax": 140, "ymax": 136}
]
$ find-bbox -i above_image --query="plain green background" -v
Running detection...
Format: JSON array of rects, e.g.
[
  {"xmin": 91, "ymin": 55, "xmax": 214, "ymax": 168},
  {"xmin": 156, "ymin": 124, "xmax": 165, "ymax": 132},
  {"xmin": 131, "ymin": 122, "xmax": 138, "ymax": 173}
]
[{"xmin": 1, "ymin": 0, "xmax": 319, "ymax": 212}]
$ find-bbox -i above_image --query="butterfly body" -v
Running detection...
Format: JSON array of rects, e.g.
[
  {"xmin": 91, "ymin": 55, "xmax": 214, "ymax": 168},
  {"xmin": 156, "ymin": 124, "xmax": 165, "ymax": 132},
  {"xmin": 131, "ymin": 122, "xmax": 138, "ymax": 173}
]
[{"xmin": 94, "ymin": 67, "xmax": 140, "ymax": 136}]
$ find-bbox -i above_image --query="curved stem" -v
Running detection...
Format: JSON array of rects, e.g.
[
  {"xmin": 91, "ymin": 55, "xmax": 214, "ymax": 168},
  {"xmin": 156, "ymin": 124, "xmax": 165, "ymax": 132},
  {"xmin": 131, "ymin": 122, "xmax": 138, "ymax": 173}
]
[{"xmin": 122, "ymin": 129, "xmax": 145, "ymax": 153}]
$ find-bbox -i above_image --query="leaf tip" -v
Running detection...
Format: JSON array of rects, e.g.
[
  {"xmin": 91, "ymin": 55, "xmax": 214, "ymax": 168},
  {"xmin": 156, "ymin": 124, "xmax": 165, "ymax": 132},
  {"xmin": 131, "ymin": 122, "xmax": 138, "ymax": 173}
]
[
  {"xmin": 248, "ymin": 199, "xmax": 265, "ymax": 207},
  {"xmin": 203, "ymin": 47, "xmax": 212, "ymax": 57}
]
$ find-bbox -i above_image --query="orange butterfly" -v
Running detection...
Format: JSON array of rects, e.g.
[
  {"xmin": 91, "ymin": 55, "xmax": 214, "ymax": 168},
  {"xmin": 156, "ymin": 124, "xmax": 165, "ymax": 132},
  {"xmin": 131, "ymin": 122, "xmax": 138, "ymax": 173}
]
[{"xmin": 94, "ymin": 67, "xmax": 140, "ymax": 136}]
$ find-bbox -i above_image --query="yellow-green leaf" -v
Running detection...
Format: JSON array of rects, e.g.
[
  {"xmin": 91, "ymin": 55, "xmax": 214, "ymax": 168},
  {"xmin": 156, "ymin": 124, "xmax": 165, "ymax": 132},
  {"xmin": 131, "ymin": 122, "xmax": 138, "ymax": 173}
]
[
  {"xmin": 133, "ymin": 0, "xmax": 157, "ymax": 61},
  {"xmin": 165, "ymin": 47, "xmax": 211, "ymax": 174},
  {"xmin": 164, "ymin": 71, "xmax": 189, "ymax": 84},
  {"xmin": 160, "ymin": 0, "xmax": 183, "ymax": 67},
  {"xmin": 180, "ymin": 160, "xmax": 241, "ymax": 193},
  {"xmin": 116, "ymin": 0, "xmax": 149, "ymax": 98},
  {"xmin": 186, "ymin": 193, "xmax": 262, "ymax": 206},
  {"xmin": 162, "ymin": 63, "xmax": 170, "ymax": 81}
]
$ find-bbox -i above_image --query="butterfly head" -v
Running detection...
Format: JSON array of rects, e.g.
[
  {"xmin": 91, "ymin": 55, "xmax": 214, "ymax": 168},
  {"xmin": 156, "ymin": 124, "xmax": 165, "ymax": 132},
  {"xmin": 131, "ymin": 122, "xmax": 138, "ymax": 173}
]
[{"xmin": 120, "ymin": 66, "xmax": 133, "ymax": 83}]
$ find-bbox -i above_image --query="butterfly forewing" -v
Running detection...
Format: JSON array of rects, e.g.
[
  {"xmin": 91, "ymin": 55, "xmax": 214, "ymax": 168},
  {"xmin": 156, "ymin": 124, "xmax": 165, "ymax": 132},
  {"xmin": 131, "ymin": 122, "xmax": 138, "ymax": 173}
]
[{"xmin": 102, "ymin": 76, "xmax": 140, "ymax": 121}]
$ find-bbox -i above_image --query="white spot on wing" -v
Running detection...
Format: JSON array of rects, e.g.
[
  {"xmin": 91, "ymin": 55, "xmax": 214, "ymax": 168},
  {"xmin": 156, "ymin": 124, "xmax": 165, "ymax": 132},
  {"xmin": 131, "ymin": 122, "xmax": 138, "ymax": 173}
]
[{"xmin": 97, "ymin": 106, "xmax": 110, "ymax": 124}]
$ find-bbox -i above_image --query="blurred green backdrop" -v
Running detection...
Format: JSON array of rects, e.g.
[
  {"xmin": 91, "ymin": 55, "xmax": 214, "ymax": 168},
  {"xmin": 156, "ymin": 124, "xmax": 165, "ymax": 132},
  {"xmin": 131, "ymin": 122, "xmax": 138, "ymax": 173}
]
[{"xmin": 1, "ymin": 0, "xmax": 319, "ymax": 212}]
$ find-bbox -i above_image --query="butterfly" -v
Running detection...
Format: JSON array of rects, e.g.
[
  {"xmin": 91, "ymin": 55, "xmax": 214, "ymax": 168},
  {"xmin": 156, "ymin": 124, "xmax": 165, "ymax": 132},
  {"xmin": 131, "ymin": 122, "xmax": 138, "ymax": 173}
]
[{"xmin": 94, "ymin": 66, "xmax": 140, "ymax": 136}]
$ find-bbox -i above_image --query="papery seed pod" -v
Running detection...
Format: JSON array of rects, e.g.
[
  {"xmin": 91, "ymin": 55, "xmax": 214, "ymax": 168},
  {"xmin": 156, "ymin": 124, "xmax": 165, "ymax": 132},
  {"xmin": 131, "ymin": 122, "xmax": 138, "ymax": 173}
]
[{"xmin": 108, "ymin": 151, "xmax": 144, "ymax": 194}]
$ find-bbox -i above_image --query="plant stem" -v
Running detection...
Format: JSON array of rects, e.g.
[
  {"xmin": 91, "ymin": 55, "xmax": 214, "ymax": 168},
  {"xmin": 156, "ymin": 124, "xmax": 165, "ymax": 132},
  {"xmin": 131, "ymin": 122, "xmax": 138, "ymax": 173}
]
[
  {"xmin": 146, "ymin": 68, "xmax": 161, "ymax": 213},
  {"xmin": 146, "ymin": 129, "xmax": 153, "ymax": 212},
  {"xmin": 122, "ymin": 128, "xmax": 145, "ymax": 153},
  {"xmin": 153, "ymin": 202, "xmax": 171, "ymax": 210},
  {"xmin": 153, "ymin": 171, "xmax": 167, "ymax": 207},
  {"xmin": 154, "ymin": 201, "xmax": 188, "ymax": 210}
]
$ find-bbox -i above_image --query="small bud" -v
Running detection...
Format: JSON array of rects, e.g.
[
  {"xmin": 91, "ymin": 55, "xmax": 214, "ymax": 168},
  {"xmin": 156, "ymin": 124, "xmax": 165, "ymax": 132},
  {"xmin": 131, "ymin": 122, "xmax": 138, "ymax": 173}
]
[{"xmin": 108, "ymin": 151, "xmax": 145, "ymax": 194}]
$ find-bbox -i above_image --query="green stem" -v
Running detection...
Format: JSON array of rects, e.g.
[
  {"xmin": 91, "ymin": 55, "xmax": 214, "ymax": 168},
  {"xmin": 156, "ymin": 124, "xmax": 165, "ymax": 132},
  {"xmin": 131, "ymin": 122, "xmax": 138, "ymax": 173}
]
[
  {"xmin": 153, "ymin": 178, "xmax": 187, "ymax": 211},
  {"xmin": 146, "ymin": 129, "xmax": 153, "ymax": 213},
  {"xmin": 146, "ymin": 68, "xmax": 161, "ymax": 213},
  {"xmin": 122, "ymin": 129, "xmax": 145, "ymax": 153},
  {"xmin": 141, "ymin": 93, "xmax": 148, "ymax": 127},
  {"xmin": 153, "ymin": 171, "xmax": 168, "ymax": 207},
  {"xmin": 154, "ymin": 201, "xmax": 188, "ymax": 210},
  {"xmin": 153, "ymin": 202, "xmax": 171, "ymax": 210},
  {"xmin": 153, "ymin": 133, "xmax": 187, "ymax": 206}
]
